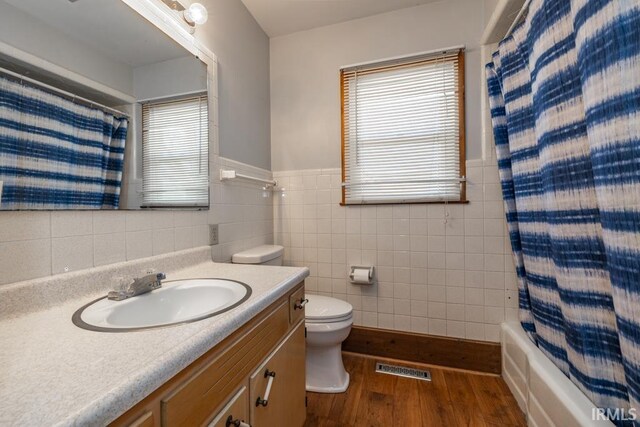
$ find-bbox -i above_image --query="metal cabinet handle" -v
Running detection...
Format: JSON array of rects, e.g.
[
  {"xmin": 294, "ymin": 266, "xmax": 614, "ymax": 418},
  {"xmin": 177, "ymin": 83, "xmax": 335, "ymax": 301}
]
[
  {"xmin": 225, "ymin": 415, "xmax": 251, "ymax": 427},
  {"xmin": 255, "ymin": 369, "xmax": 276, "ymax": 407},
  {"xmin": 294, "ymin": 298, "xmax": 308, "ymax": 310}
]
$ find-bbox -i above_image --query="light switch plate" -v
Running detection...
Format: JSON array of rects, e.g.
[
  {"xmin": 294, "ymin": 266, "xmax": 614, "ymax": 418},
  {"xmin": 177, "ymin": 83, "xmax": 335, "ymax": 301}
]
[{"xmin": 209, "ymin": 224, "xmax": 219, "ymax": 246}]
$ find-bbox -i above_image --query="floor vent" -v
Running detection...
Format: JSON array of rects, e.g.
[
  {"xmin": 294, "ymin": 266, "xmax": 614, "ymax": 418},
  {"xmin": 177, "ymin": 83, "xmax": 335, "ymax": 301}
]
[{"xmin": 375, "ymin": 362, "xmax": 431, "ymax": 381}]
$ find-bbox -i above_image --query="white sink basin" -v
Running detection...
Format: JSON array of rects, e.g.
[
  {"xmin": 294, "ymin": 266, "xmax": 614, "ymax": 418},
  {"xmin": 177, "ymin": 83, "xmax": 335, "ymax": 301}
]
[{"xmin": 72, "ymin": 279, "xmax": 251, "ymax": 332}]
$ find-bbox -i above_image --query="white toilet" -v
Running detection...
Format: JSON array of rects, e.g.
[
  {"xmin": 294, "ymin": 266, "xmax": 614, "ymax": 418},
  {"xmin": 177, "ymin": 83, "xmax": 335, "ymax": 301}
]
[
  {"xmin": 231, "ymin": 245, "xmax": 353, "ymax": 393},
  {"xmin": 232, "ymin": 245, "xmax": 284, "ymax": 266},
  {"xmin": 305, "ymin": 295, "xmax": 353, "ymax": 393}
]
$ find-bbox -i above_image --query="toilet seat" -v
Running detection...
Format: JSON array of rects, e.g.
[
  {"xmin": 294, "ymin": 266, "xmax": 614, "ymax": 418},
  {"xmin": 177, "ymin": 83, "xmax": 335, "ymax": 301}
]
[
  {"xmin": 306, "ymin": 313, "xmax": 353, "ymax": 324},
  {"xmin": 306, "ymin": 317, "xmax": 353, "ymax": 333},
  {"xmin": 305, "ymin": 295, "xmax": 353, "ymax": 323}
]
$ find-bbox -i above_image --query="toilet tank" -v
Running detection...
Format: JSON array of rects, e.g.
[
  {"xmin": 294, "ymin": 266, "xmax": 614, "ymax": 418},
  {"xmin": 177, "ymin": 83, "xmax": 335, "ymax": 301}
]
[{"xmin": 232, "ymin": 245, "xmax": 284, "ymax": 266}]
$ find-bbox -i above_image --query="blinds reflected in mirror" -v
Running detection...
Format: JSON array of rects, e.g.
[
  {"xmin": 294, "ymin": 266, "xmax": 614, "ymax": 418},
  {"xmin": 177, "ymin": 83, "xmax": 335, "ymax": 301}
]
[
  {"xmin": 341, "ymin": 49, "xmax": 465, "ymax": 204},
  {"xmin": 142, "ymin": 95, "xmax": 208, "ymax": 207}
]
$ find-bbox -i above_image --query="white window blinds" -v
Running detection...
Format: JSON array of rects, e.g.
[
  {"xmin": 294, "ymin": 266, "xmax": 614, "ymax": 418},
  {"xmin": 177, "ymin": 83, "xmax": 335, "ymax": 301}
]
[
  {"xmin": 142, "ymin": 95, "xmax": 208, "ymax": 207},
  {"xmin": 341, "ymin": 49, "xmax": 465, "ymax": 204}
]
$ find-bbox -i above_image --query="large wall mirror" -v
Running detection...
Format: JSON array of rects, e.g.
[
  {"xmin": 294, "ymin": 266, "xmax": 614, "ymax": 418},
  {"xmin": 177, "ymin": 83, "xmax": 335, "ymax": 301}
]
[{"xmin": 0, "ymin": 0, "xmax": 209, "ymax": 211}]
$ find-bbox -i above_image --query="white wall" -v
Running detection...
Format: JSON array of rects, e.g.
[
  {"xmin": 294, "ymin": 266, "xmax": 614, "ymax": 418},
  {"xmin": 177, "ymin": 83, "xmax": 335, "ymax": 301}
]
[
  {"xmin": 270, "ymin": 0, "xmax": 489, "ymax": 171},
  {"xmin": 269, "ymin": 0, "xmax": 517, "ymax": 342},
  {"xmin": 194, "ymin": 0, "xmax": 274, "ymax": 258},
  {"xmin": 0, "ymin": 0, "xmax": 272, "ymax": 171},
  {"xmin": 484, "ymin": 0, "xmax": 501, "ymax": 26},
  {"xmin": 195, "ymin": 0, "xmax": 272, "ymax": 171},
  {"xmin": 0, "ymin": 1, "xmax": 134, "ymax": 96},
  {"xmin": 133, "ymin": 56, "xmax": 207, "ymax": 101}
]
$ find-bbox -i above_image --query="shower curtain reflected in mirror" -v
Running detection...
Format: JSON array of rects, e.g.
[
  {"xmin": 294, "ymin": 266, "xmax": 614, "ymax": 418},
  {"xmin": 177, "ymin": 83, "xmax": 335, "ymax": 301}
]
[
  {"xmin": 0, "ymin": 75, "xmax": 128, "ymax": 210},
  {"xmin": 486, "ymin": 0, "xmax": 640, "ymax": 424}
]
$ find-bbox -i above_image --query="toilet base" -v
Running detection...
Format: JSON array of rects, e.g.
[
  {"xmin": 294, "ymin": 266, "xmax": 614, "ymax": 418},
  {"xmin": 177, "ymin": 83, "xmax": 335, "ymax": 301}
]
[
  {"xmin": 306, "ymin": 372, "xmax": 350, "ymax": 393},
  {"xmin": 305, "ymin": 341, "xmax": 350, "ymax": 393}
]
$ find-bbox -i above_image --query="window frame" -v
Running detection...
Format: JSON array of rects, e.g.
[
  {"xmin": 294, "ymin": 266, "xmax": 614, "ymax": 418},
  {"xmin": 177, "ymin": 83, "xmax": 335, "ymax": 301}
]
[{"xmin": 340, "ymin": 49, "xmax": 467, "ymax": 206}]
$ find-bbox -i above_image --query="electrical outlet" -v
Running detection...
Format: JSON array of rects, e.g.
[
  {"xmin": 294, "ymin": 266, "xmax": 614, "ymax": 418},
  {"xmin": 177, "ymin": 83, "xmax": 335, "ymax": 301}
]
[{"xmin": 209, "ymin": 224, "xmax": 219, "ymax": 246}]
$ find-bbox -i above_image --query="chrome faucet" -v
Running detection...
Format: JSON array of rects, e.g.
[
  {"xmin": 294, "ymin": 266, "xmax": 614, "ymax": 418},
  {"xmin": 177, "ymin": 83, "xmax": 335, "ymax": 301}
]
[{"xmin": 107, "ymin": 272, "xmax": 166, "ymax": 301}]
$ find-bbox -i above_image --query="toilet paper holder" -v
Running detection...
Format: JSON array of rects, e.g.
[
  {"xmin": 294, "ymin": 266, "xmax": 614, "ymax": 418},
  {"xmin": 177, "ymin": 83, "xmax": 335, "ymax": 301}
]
[{"xmin": 349, "ymin": 266, "xmax": 375, "ymax": 285}]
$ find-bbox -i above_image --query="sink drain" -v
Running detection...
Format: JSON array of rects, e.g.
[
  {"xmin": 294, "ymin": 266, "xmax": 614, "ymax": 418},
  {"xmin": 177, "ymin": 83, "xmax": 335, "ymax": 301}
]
[{"xmin": 375, "ymin": 362, "xmax": 431, "ymax": 381}]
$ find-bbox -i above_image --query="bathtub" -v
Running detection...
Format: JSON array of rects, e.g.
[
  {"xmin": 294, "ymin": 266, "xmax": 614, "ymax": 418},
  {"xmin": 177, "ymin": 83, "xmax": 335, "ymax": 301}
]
[{"xmin": 501, "ymin": 322, "xmax": 615, "ymax": 426}]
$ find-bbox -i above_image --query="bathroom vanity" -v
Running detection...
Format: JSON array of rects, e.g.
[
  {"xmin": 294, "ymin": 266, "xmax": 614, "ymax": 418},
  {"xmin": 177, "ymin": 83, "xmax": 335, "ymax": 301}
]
[
  {"xmin": 111, "ymin": 283, "xmax": 307, "ymax": 427},
  {"xmin": 0, "ymin": 248, "xmax": 309, "ymax": 426}
]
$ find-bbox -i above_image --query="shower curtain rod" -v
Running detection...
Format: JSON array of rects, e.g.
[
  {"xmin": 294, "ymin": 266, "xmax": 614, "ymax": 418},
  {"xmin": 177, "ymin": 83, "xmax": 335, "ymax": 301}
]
[
  {"xmin": 0, "ymin": 66, "xmax": 130, "ymax": 118},
  {"xmin": 505, "ymin": 0, "xmax": 531, "ymax": 38}
]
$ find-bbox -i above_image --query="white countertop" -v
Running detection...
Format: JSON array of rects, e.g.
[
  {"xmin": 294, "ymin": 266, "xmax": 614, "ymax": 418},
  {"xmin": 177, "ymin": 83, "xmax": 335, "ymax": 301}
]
[{"xmin": 0, "ymin": 261, "xmax": 308, "ymax": 427}]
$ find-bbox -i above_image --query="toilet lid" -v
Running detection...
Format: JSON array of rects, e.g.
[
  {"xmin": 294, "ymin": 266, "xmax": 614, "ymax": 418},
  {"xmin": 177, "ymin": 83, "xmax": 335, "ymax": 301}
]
[
  {"xmin": 305, "ymin": 295, "xmax": 353, "ymax": 322},
  {"xmin": 232, "ymin": 245, "xmax": 283, "ymax": 264}
]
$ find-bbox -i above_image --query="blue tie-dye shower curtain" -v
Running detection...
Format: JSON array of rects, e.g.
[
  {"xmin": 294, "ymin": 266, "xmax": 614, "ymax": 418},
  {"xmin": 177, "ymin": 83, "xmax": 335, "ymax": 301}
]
[
  {"xmin": 486, "ymin": 0, "xmax": 640, "ymax": 424},
  {"xmin": 0, "ymin": 75, "xmax": 128, "ymax": 209}
]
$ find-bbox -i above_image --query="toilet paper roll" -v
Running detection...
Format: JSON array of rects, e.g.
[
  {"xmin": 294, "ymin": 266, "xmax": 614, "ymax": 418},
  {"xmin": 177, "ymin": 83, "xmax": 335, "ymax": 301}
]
[{"xmin": 351, "ymin": 267, "xmax": 372, "ymax": 284}]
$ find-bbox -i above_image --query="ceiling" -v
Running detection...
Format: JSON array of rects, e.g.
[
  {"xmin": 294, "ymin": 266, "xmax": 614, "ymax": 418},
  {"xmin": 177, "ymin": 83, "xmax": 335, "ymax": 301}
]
[
  {"xmin": 2, "ymin": 0, "xmax": 189, "ymax": 67},
  {"xmin": 240, "ymin": 0, "xmax": 443, "ymax": 37}
]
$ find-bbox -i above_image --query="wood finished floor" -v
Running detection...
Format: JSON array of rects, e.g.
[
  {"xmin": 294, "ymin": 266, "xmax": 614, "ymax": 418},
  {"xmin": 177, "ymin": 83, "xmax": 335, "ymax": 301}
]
[{"xmin": 305, "ymin": 353, "xmax": 526, "ymax": 427}]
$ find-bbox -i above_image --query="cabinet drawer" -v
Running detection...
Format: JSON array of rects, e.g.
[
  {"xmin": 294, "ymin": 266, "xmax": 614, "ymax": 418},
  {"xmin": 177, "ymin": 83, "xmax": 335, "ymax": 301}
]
[
  {"xmin": 250, "ymin": 322, "xmax": 306, "ymax": 427},
  {"xmin": 288, "ymin": 285, "xmax": 306, "ymax": 325},
  {"xmin": 129, "ymin": 411, "xmax": 154, "ymax": 427},
  {"xmin": 161, "ymin": 302, "xmax": 289, "ymax": 426},
  {"xmin": 208, "ymin": 386, "xmax": 249, "ymax": 427}
]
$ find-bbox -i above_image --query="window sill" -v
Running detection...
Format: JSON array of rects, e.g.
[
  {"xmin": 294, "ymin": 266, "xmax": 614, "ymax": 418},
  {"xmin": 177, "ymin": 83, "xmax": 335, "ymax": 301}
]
[{"xmin": 340, "ymin": 200, "xmax": 470, "ymax": 206}]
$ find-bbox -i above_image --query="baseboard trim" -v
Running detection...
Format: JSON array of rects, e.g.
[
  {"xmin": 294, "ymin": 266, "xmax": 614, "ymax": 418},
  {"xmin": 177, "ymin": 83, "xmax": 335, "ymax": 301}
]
[{"xmin": 342, "ymin": 326, "xmax": 501, "ymax": 374}]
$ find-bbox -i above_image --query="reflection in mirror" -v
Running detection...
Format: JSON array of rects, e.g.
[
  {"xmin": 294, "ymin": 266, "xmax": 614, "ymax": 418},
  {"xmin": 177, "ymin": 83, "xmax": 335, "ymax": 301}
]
[{"xmin": 0, "ymin": 0, "xmax": 208, "ymax": 210}]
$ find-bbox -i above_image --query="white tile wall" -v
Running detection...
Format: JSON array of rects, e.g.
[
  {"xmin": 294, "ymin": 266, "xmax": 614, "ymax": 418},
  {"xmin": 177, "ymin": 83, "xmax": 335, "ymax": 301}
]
[
  {"xmin": 0, "ymin": 210, "xmax": 211, "ymax": 285},
  {"xmin": 273, "ymin": 159, "xmax": 519, "ymax": 342},
  {"xmin": 0, "ymin": 155, "xmax": 274, "ymax": 287},
  {"xmin": 209, "ymin": 157, "xmax": 275, "ymax": 262},
  {"xmin": 0, "ymin": 155, "xmax": 276, "ymax": 287}
]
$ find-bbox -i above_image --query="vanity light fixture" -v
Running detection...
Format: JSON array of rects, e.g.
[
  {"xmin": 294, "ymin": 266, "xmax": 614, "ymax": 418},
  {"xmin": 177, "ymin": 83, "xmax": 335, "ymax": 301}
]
[
  {"xmin": 157, "ymin": 0, "xmax": 208, "ymax": 30},
  {"xmin": 183, "ymin": 2, "xmax": 208, "ymax": 26}
]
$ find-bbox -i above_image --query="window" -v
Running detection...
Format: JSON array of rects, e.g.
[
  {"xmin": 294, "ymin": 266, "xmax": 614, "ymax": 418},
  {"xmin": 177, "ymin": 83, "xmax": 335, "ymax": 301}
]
[
  {"xmin": 341, "ymin": 49, "xmax": 465, "ymax": 204},
  {"xmin": 142, "ymin": 95, "xmax": 208, "ymax": 207}
]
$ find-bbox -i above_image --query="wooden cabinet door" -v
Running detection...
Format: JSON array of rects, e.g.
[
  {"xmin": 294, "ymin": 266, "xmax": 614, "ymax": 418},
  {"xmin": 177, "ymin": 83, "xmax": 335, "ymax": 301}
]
[
  {"xmin": 161, "ymin": 303, "xmax": 290, "ymax": 426},
  {"xmin": 128, "ymin": 411, "xmax": 154, "ymax": 427},
  {"xmin": 250, "ymin": 322, "xmax": 306, "ymax": 427},
  {"xmin": 288, "ymin": 285, "xmax": 306, "ymax": 325},
  {"xmin": 208, "ymin": 386, "xmax": 249, "ymax": 427}
]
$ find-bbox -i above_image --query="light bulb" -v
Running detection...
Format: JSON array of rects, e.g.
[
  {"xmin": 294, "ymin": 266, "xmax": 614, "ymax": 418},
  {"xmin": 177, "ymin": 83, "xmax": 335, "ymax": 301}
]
[{"xmin": 184, "ymin": 3, "xmax": 208, "ymax": 26}]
